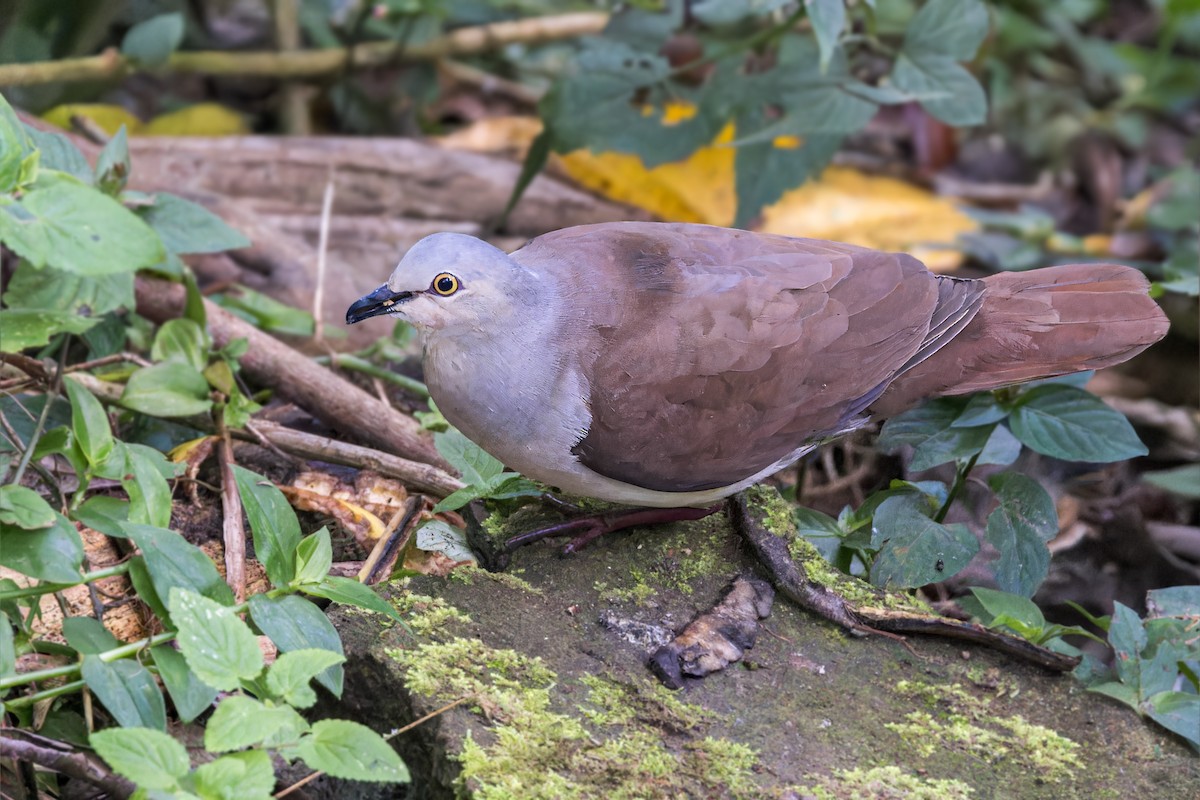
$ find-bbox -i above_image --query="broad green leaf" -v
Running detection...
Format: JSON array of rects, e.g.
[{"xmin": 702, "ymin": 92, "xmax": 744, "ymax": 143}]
[
  {"xmin": 136, "ymin": 192, "xmax": 250, "ymax": 255},
  {"xmin": 296, "ymin": 719, "xmax": 409, "ymax": 783},
  {"xmin": 969, "ymin": 587, "xmax": 1047, "ymax": 631},
  {"xmin": 122, "ymin": 444, "xmax": 175, "ymax": 529},
  {"xmin": 806, "ymin": 0, "xmax": 846, "ymax": 71},
  {"xmin": 121, "ymin": 523, "xmax": 233, "ymax": 604},
  {"xmin": 294, "ymin": 528, "xmax": 333, "ymax": 587},
  {"xmin": 0, "ymin": 94, "xmax": 32, "ymax": 192},
  {"xmin": 72, "ymin": 496, "xmax": 130, "ymax": 538},
  {"xmin": 1009, "ymin": 385, "xmax": 1148, "ymax": 462},
  {"xmin": 151, "ymin": 318, "xmax": 208, "ymax": 372},
  {"xmin": 1145, "ymin": 692, "xmax": 1200, "ymax": 749},
  {"xmin": 127, "ymin": 555, "xmax": 171, "ymax": 621},
  {"xmin": 0, "ymin": 173, "xmax": 164, "ymax": 274},
  {"xmin": 878, "ymin": 397, "xmax": 994, "ymax": 470},
  {"xmin": 121, "ymin": 361, "xmax": 213, "ymax": 417},
  {"xmin": 1108, "ymin": 602, "xmax": 1148, "ymax": 690},
  {"xmin": 0, "ymin": 512, "xmax": 84, "ymax": 582},
  {"xmin": 1143, "ymin": 464, "xmax": 1200, "ymax": 499},
  {"xmin": 1147, "ymin": 586, "xmax": 1200, "ymax": 618},
  {"xmin": 64, "ymin": 377, "xmax": 114, "ymax": 467},
  {"xmin": 975, "ymin": 423, "xmax": 1022, "ymax": 467},
  {"xmin": 0, "ymin": 484, "xmax": 56, "ymax": 529},
  {"xmin": 985, "ymin": 472, "xmax": 1057, "ymax": 597},
  {"xmin": 204, "ymin": 695, "xmax": 307, "ymax": 752},
  {"xmin": 869, "ymin": 495, "xmax": 978, "ymax": 588},
  {"xmin": 81, "ymin": 656, "xmax": 167, "ymax": 730},
  {"xmin": 210, "ymin": 286, "xmax": 313, "ymax": 336},
  {"xmin": 0, "ymin": 308, "xmax": 99, "ymax": 351},
  {"xmin": 266, "ymin": 649, "xmax": 347, "ymax": 708},
  {"xmin": 902, "ymin": 0, "xmax": 989, "ymax": 60},
  {"xmin": 121, "ymin": 13, "xmax": 185, "ymax": 67},
  {"xmin": 733, "ymin": 111, "xmax": 841, "ymax": 227},
  {"xmin": 232, "ymin": 466, "xmax": 301, "ymax": 587},
  {"xmin": 248, "ymin": 594, "xmax": 344, "ymax": 696},
  {"xmin": 414, "ymin": 520, "xmax": 477, "ymax": 565},
  {"xmin": 152, "ymin": 644, "xmax": 218, "ymax": 724},
  {"xmin": 91, "ymin": 727, "xmax": 189, "ymax": 791},
  {"xmin": 24, "ymin": 126, "xmax": 92, "ymax": 183},
  {"xmin": 63, "ymin": 616, "xmax": 120, "ymax": 654},
  {"xmin": 191, "ymin": 751, "xmax": 276, "ymax": 800},
  {"xmin": 433, "ymin": 430, "xmax": 504, "ymax": 487},
  {"xmin": 952, "ymin": 392, "xmax": 1009, "ymax": 427},
  {"xmin": 3, "ymin": 262, "xmax": 135, "ymax": 318},
  {"xmin": 430, "ymin": 485, "xmax": 486, "ymax": 513},
  {"xmin": 302, "ymin": 576, "xmax": 403, "ymax": 622},
  {"xmin": 94, "ymin": 126, "xmax": 130, "ymax": 196},
  {"xmin": 892, "ymin": 52, "xmax": 987, "ymax": 126},
  {"xmin": 0, "ymin": 610, "xmax": 15, "ymax": 679},
  {"xmin": 169, "ymin": 588, "xmax": 263, "ymax": 692}
]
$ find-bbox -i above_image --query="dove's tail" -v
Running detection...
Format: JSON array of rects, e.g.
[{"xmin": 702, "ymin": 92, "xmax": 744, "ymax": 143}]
[{"xmin": 873, "ymin": 263, "xmax": 1170, "ymax": 415}]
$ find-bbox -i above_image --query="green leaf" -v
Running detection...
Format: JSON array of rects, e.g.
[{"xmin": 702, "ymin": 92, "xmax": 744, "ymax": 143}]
[
  {"xmin": 869, "ymin": 495, "xmax": 978, "ymax": 588},
  {"xmin": 24, "ymin": 126, "xmax": 92, "ymax": 183},
  {"xmin": 296, "ymin": 719, "xmax": 409, "ymax": 783},
  {"xmin": 0, "ymin": 172, "xmax": 164, "ymax": 274},
  {"xmin": 204, "ymin": 695, "xmax": 307, "ymax": 752},
  {"xmin": 294, "ymin": 528, "xmax": 333, "ymax": 587},
  {"xmin": 232, "ymin": 466, "xmax": 301, "ymax": 587},
  {"xmin": 266, "ymin": 649, "xmax": 346, "ymax": 708},
  {"xmin": 433, "ymin": 430, "xmax": 504, "ymax": 487},
  {"xmin": 151, "ymin": 318, "xmax": 209, "ymax": 372},
  {"xmin": 952, "ymin": 393, "xmax": 1009, "ymax": 427},
  {"xmin": 210, "ymin": 286, "xmax": 313, "ymax": 336},
  {"xmin": 0, "ymin": 484, "xmax": 56, "ymax": 529},
  {"xmin": 3, "ymin": 262, "xmax": 135, "ymax": 318},
  {"xmin": 121, "ymin": 361, "xmax": 213, "ymax": 417},
  {"xmin": 733, "ymin": 116, "xmax": 841, "ymax": 227},
  {"xmin": 191, "ymin": 751, "xmax": 276, "ymax": 800},
  {"xmin": 121, "ymin": 13, "xmax": 185, "ymax": 67},
  {"xmin": 248, "ymin": 594, "xmax": 344, "ymax": 696},
  {"xmin": 152, "ymin": 644, "xmax": 218, "ymax": 724},
  {"xmin": 877, "ymin": 398, "xmax": 994, "ymax": 470},
  {"xmin": 1143, "ymin": 464, "xmax": 1200, "ymax": 499},
  {"xmin": 169, "ymin": 587, "xmax": 263, "ymax": 692},
  {"xmin": 902, "ymin": 0, "xmax": 989, "ymax": 60},
  {"xmin": 806, "ymin": 0, "xmax": 846, "ymax": 71},
  {"xmin": 0, "ymin": 610, "xmax": 15, "ymax": 679},
  {"xmin": 63, "ymin": 616, "xmax": 120, "ymax": 654},
  {"xmin": 64, "ymin": 377, "xmax": 114, "ymax": 467},
  {"xmin": 136, "ymin": 193, "xmax": 250, "ymax": 255},
  {"xmin": 81, "ymin": 656, "xmax": 167, "ymax": 730},
  {"xmin": 0, "ymin": 94, "xmax": 33, "ymax": 192},
  {"xmin": 430, "ymin": 485, "xmax": 486, "ymax": 514},
  {"xmin": 975, "ymin": 423, "xmax": 1021, "ymax": 467},
  {"xmin": 0, "ymin": 309, "xmax": 99, "ymax": 351},
  {"xmin": 1145, "ymin": 692, "xmax": 1200, "ymax": 749},
  {"xmin": 414, "ymin": 520, "xmax": 477, "ymax": 565},
  {"xmin": 302, "ymin": 576, "xmax": 403, "ymax": 622},
  {"xmin": 0, "ymin": 512, "xmax": 84, "ymax": 582},
  {"xmin": 72, "ymin": 496, "xmax": 130, "ymax": 538},
  {"xmin": 892, "ymin": 52, "xmax": 987, "ymax": 126},
  {"xmin": 1147, "ymin": 586, "xmax": 1200, "ymax": 618},
  {"xmin": 1009, "ymin": 385, "xmax": 1148, "ymax": 462},
  {"xmin": 95, "ymin": 126, "xmax": 130, "ymax": 196},
  {"xmin": 969, "ymin": 587, "xmax": 1047, "ymax": 631},
  {"xmin": 1108, "ymin": 602, "xmax": 1148, "ymax": 690},
  {"xmin": 90, "ymin": 727, "xmax": 189, "ymax": 791},
  {"xmin": 121, "ymin": 523, "xmax": 233, "ymax": 605},
  {"xmin": 122, "ymin": 444, "xmax": 176, "ymax": 529},
  {"xmin": 985, "ymin": 472, "xmax": 1057, "ymax": 597}
]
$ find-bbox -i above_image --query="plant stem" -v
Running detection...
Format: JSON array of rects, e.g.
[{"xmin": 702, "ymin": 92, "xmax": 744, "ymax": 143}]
[
  {"xmin": 1, "ymin": 680, "xmax": 88, "ymax": 710},
  {"xmin": 0, "ymin": 563, "xmax": 131, "ymax": 602},
  {"xmin": 0, "ymin": 631, "xmax": 176, "ymax": 691},
  {"xmin": 316, "ymin": 354, "xmax": 430, "ymax": 398},
  {"xmin": 669, "ymin": 6, "xmax": 807, "ymax": 79},
  {"xmin": 8, "ymin": 337, "xmax": 68, "ymax": 486},
  {"xmin": 935, "ymin": 452, "xmax": 981, "ymax": 523}
]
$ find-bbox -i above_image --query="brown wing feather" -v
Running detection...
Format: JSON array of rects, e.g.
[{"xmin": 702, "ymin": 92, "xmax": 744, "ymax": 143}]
[{"xmin": 514, "ymin": 223, "xmax": 975, "ymax": 492}]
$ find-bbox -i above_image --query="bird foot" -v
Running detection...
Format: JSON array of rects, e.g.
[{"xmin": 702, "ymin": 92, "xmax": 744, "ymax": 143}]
[{"xmin": 501, "ymin": 504, "xmax": 723, "ymax": 555}]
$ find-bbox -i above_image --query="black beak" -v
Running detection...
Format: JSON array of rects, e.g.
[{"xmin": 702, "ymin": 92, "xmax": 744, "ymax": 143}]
[{"xmin": 346, "ymin": 284, "xmax": 413, "ymax": 324}]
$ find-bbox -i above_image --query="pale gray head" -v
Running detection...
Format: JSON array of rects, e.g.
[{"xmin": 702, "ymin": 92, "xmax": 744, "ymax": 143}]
[{"xmin": 346, "ymin": 233, "xmax": 534, "ymax": 333}]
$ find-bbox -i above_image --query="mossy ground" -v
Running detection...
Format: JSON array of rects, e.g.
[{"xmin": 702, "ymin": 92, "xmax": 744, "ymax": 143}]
[{"xmin": 325, "ymin": 486, "xmax": 1198, "ymax": 799}]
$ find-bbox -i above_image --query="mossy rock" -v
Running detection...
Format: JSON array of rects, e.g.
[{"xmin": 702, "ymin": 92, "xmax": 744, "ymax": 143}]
[{"xmin": 324, "ymin": 488, "xmax": 1197, "ymax": 799}]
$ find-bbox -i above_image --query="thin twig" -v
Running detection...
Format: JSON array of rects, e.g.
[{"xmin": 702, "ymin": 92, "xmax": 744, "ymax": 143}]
[
  {"xmin": 0, "ymin": 730, "xmax": 135, "ymax": 799},
  {"xmin": 0, "ymin": 13, "xmax": 609, "ymax": 87},
  {"xmin": 9, "ymin": 337, "xmax": 68, "ymax": 486},
  {"xmin": 217, "ymin": 410, "xmax": 247, "ymax": 603}
]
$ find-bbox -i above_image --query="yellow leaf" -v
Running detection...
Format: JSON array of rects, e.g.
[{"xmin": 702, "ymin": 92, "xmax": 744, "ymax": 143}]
[
  {"xmin": 142, "ymin": 103, "xmax": 249, "ymax": 136},
  {"xmin": 41, "ymin": 104, "xmax": 143, "ymax": 135},
  {"xmin": 168, "ymin": 436, "xmax": 217, "ymax": 463}
]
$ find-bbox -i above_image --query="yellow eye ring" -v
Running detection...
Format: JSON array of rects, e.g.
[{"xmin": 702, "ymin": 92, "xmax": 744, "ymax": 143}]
[{"xmin": 431, "ymin": 273, "xmax": 460, "ymax": 296}]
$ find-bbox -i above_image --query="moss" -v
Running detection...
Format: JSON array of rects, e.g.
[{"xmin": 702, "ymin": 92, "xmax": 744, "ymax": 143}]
[
  {"xmin": 388, "ymin": 592, "xmax": 472, "ymax": 635},
  {"xmin": 594, "ymin": 580, "xmax": 658, "ymax": 605},
  {"xmin": 450, "ymin": 563, "xmax": 542, "ymax": 595},
  {"xmin": 797, "ymin": 765, "xmax": 974, "ymax": 799},
  {"xmin": 391, "ymin": 632, "xmax": 762, "ymax": 797},
  {"xmin": 885, "ymin": 681, "xmax": 1081, "ymax": 784}
]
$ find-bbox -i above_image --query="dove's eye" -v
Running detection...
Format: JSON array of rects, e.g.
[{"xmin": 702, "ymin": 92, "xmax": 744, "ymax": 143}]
[{"xmin": 432, "ymin": 273, "xmax": 460, "ymax": 296}]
